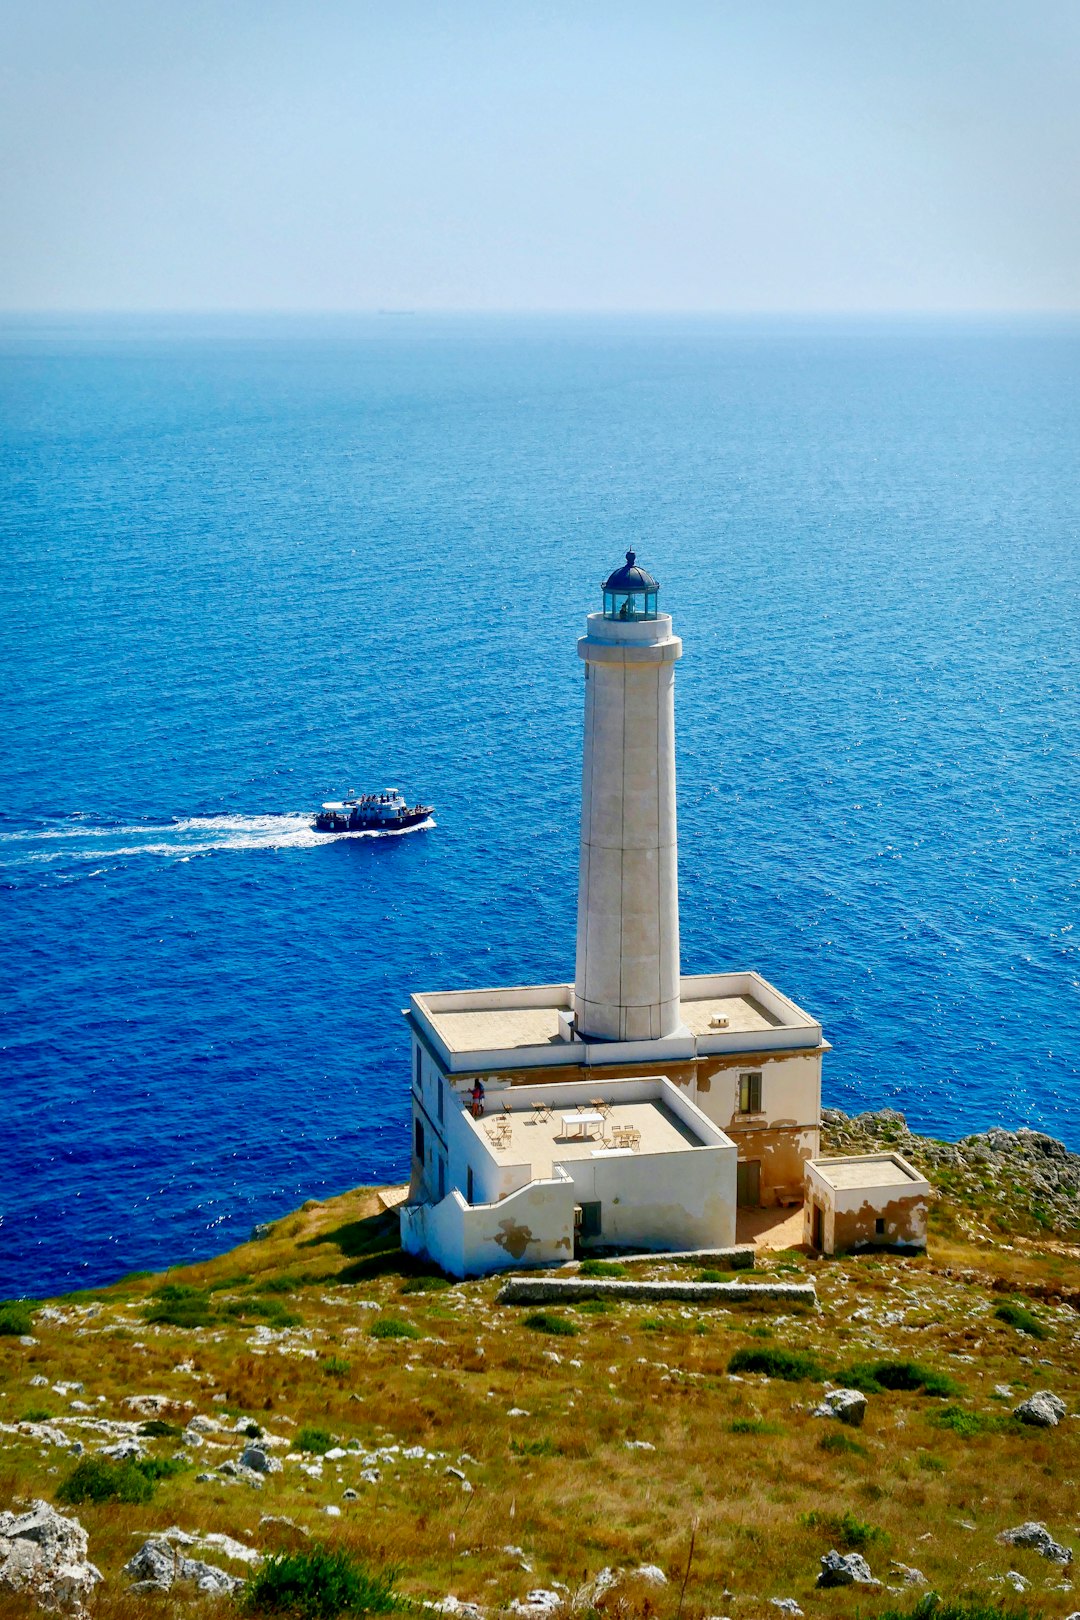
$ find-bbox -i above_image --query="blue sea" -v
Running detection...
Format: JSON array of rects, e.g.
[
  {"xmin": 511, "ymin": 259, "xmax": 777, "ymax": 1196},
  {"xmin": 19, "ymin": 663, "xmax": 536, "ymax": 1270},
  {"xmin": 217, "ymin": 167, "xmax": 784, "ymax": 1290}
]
[{"xmin": 1, "ymin": 314, "xmax": 1077, "ymax": 1299}]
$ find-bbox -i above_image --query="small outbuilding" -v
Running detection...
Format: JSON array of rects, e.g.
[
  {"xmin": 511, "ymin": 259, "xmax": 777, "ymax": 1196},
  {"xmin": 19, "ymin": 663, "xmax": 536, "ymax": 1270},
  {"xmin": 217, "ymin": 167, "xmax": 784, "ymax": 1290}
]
[{"xmin": 804, "ymin": 1153, "xmax": 930, "ymax": 1254}]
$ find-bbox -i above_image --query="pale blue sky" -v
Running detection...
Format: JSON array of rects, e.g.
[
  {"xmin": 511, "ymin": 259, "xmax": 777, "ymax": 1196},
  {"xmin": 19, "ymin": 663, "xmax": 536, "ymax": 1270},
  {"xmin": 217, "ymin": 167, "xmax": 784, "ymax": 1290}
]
[{"xmin": 2, "ymin": 0, "xmax": 1077, "ymax": 311}]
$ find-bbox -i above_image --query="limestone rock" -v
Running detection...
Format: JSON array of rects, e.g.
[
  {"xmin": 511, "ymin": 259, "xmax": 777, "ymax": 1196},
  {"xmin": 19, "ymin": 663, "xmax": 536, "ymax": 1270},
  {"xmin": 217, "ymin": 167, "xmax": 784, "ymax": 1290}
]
[
  {"xmin": 124, "ymin": 1539, "xmax": 243, "ymax": 1595},
  {"xmin": 768, "ymin": 1602, "xmax": 803, "ymax": 1617},
  {"xmin": 1014, "ymin": 1392, "xmax": 1067, "ymax": 1428},
  {"xmin": 817, "ymin": 1550, "xmax": 879, "ymax": 1588},
  {"xmin": 998, "ymin": 1522, "xmax": 1073, "ymax": 1564},
  {"xmin": 0, "ymin": 1500, "xmax": 102, "ymax": 1615},
  {"xmin": 890, "ymin": 1564, "xmax": 927, "ymax": 1586},
  {"xmin": 240, "ymin": 1444, "xmax": 282, "ymax": 1474},
  {"xmin": 509, "ymin": 1591, "xmax": 562, "ymax": 1616},
  {"xmin": 813, "ymin": 1389, "xmax": 867, "ymax": 1427}
]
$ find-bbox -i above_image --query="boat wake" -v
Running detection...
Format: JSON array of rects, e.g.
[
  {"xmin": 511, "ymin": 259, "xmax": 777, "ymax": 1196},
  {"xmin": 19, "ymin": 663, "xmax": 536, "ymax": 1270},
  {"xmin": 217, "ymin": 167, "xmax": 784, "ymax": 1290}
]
[{"xmin": 0, "ymin": 812, "xmax": 435, "ymax": 880}]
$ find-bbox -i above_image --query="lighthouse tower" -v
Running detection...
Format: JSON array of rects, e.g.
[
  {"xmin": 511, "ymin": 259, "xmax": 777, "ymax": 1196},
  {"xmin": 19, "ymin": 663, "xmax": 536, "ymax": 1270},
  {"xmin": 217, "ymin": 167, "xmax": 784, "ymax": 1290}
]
[{"xmin": 573, "ymin": 552, "xmax": 684, "ymax": 1042}]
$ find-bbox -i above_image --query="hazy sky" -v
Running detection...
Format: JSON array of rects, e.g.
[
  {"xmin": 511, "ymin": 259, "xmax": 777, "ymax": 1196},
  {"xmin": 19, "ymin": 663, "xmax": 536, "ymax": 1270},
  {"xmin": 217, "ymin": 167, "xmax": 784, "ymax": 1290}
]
[{"xmin": 2, "ymin": 0, "xmax": 1078, "ymax": 312}]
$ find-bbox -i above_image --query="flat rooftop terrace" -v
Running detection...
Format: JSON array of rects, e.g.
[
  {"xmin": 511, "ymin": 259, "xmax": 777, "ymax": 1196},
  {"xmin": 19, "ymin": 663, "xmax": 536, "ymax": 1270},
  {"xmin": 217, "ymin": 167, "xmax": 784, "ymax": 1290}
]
[
  {"xmin": 469, "ymin": 1095, "xmax": 705, "ymax": 1178},
  {"xmin": 410, "ymin": 972, "xmax": 821, "ymax": 1066},
  {"xmin": 813, "ymin": 1154, "xmax": 925, "ymax": 1192}
]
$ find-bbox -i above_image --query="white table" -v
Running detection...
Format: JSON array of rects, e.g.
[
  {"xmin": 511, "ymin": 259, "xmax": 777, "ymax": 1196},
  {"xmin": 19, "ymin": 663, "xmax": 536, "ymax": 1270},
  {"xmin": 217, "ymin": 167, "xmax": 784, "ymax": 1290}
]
[{"xmin": 561, "ymin": 1111, "xmax": 604, "ymax": 1140}]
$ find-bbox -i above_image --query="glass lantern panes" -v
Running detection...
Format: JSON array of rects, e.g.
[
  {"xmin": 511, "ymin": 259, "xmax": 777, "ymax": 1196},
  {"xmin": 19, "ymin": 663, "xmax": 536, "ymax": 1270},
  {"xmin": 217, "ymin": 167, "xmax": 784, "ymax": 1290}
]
[{"xmin": 603, "ymin": 588, "xmax": 658, "ymax": 621}]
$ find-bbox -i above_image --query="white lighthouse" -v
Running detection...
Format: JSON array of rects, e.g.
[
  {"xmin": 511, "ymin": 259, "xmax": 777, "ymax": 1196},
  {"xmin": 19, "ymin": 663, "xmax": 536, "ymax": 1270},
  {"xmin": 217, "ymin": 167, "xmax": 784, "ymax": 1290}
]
[{"xmin": 573, "ymin": 552, "xmax": 684, "ymax": 1042}]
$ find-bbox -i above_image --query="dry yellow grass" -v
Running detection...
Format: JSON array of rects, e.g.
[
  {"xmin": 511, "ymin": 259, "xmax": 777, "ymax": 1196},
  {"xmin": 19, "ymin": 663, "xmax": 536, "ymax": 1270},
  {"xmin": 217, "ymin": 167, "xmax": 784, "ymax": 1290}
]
[{"xmin": 2, "ymin": 1186, "xmax": 1079, "ymax": 1618}]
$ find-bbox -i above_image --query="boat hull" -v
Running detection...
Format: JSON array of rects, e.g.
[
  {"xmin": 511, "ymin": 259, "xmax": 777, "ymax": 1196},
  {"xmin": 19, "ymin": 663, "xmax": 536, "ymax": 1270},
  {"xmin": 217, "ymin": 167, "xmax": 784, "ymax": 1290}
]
[{"xmin": 312, "ymin": 806, "xmax": 433, "ymax": 834}]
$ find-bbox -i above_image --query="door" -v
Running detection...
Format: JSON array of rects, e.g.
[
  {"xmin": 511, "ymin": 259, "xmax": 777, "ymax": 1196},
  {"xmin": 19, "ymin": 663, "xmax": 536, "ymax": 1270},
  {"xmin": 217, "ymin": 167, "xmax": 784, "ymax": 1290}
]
[
  {"xmin": 736, "ymin": 1159, "xmax": 761, "ymax": 1208},
  {"xmin": 812, "ymin": 1202, "xmax": 824, "ymax": 1251}
]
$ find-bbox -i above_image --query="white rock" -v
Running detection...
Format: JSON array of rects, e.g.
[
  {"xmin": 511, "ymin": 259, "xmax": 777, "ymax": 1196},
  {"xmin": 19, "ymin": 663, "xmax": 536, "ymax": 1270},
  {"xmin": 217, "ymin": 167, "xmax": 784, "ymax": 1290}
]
[
  {"xmin": 324, "ymin": 1505, "xmax": 341, "ymax": 1517},
  {"xmin": 817, "ymin": 1550, "xmax": 879, "ymax": 1588},
  {"xmin": 812, "ymin": 1389, "xmax": 867, "ymax": 1427},
  {"xmin": 998, "ymin": 1522, "xmax": 1073, "ymax": 1564},
  {"xmin": 624, "ymin": 1440, "xmax": 655, "ymax": 1451},
  {"xmin": 1015, "ymin": 1391, "xmax": 1067, "ymax": 1427},
  {"xmin": 240, "ymin": 1444, "xmax": 282, "ymax": 1475},
  {"xmin": 509, "ymin": 1589, "xmax": 563, "ymax": 1615},
  {"xmin": 0, "ymin": 1500, "xmax": 102, "ymax": 1615},
  {"xmin": 768, "ymin": 1601, "xmax": 803, "ymax": 1617}
]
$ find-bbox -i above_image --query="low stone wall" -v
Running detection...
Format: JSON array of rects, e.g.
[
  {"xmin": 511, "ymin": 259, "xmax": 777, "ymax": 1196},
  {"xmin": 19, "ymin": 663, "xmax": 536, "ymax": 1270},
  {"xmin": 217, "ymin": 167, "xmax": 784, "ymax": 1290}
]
[{"xmin": 496, "ymin": 1276, "xmax": 817, "ymax": 1306}]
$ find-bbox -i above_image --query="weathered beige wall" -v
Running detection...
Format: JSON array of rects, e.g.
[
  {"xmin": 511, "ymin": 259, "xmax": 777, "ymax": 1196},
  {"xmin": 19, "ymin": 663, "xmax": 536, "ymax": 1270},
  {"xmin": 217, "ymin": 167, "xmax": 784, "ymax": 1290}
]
[{"xmin": 400, "ymin": 1175, "xmax": 576, "ymax": 1279}]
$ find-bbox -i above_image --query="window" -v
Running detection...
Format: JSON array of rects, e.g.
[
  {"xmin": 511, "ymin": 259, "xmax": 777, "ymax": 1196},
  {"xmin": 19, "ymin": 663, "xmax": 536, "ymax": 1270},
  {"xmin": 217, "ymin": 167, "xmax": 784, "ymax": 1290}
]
[
  {"xmin": 738, "ymin": 1072, "xmax": 762, "ymax": 1113},
  {"xmin": 466, "ymin": 1166, "xmax": 474, "ymax": 1205},
  {"xmin": 414, "ymin": 1118, "xmax": 425, "ymax": 1162},
  {"xmin": 414, "ymin": 1046, "xmax": 422, "ymax": 1093},
  {"xmin": 436, "ymin": 1074, "xmax": 444, "ymax": 1124},
  {"xmin": 437, "ymin": 1157, "xmax": 446, "ymax": 1201},
  {"xmin": 875, "ymin": 1217, "xmax": 886, "ymax": 1237}
]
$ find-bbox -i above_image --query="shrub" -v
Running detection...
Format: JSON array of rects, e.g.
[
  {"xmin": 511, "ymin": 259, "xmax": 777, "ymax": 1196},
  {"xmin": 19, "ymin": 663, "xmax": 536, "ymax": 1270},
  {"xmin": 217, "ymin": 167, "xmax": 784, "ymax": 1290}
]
[
  {"xmin": 138, "ymin": 1419, "xmax": 182, "ymax": 1438},
  {"xmin": 877, "ymin": 1596, "xmax": 1029, "ymax": 1620},
  {"xmin": 0, "ymin": 1301, "xmax": 34, "ymax": 1337},
  {"xmin": 579, "ymin": 1301, "xmax": 613, "ymax": 1316},
  {"xmin": 918, "ymin": 1453, "xmax": 947, "ymax": 1472},
  {"xmin": 730, "ymin": 1418, "xmax": 783, "ymax": 1435},
  {"xmin": 400, "ymin": 1274, "xmax": 451, "ymax": 1294},
  {"xmin": 321, "ymin": 1356, "xmax": 351, "ymax": 1377},
  {"xmin": 801, "ymin": 1509, "xmax": 886, "ymax": 1550},
  {"xmin": 523, "ymin": 1312, "xmax": 578, "ymax": 1337},
  {"xmin": 994, "ymin": 1301, "xmax": 1047, "ymax": 1339},
  {"xmin": 294, "ymin": 1427, "xmax": 335, "ymax": 1456},
  {"xmin": 930, "ymin": 1405, "xmax": 1008, "ymax": 1439},
  {"xmin": 143, "ymin": 1284, "xmax": 214, "ymax": 1329},
  {"xmin": 819, "ymin": 1432, "xmax": 868, "ymax": 1458},
  {"xmin": 21, "ymin": 1408, "xmax": 53, "ymax": 1424},
  {"xmin": 511, "ymin": 1436, "xmax": 559, "ymax": 1457},
  {"xmin": 56, "ymin": 1457, "xmax": 153, "ymax": 1505},
  {"xmin": 222, "ymin": 1298, "xmax": 303, "ymax": 1329},
  {"xmin": 242, "ymin": 1543, "xmax": 402, "ymax": 1618},
  {"xmin": 837, "ymin": 1359, "xmax": 959, "ymax": 1397},
  {"xmin": 243, "ymin": 1422, "xmax": 264, "ymax": 1439},
  {"xmin": 258, "ymin": 1274, "xmax": 300, "ymax": 1294},
  {"xmin": 728, "ymin": 1347, "xmax": 822, "ymax": 1382},
  {"xmin": 579, "ymin": 1259, "xmax": 628, "ymax": 1278},
  {"xmin": 697, "ymin": 1269, "xmax": 732, "ymax": 1283},
  {"xmin": 370, "ymin": 1317, "xmax": 420, "ymax": 1341},
  {"xmin": 137, "ymin": 1456, "xmax": 189, "ymax": 1484}
]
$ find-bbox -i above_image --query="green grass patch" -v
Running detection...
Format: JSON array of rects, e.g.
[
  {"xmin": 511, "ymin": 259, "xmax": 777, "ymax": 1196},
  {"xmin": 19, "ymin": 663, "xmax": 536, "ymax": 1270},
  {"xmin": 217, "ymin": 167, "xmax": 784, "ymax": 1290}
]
[
  {"xmin": 728, "ymin": 1346, "xmax": 822, "ymax": 1382},
  {"xmin": 221, "ymin": 1297, "xmax": 303, "ymax": 1328},
  {"xmin": 242, "ymin": 1543, "xmax": 402, "ymax": 1618},
  {"xmin": 729, "ymin": 1418, "xmax": 784, "ymax": 1436},
  {"xmin": 56, "ymin": 1457, "xmax": 153, "ymax": 1505},
  {"xmin": 370, "ymin": 1317, "xmax": 420, "ymax": 1341},
  {"xmin": 208, "ymin": 1272, "xmax": 254, "ymax": 1292},
  {"xmin": 818, "ymin": 1431, "xmax": 868, "ymax": 1458},
  {"xmin": 21, "ymin": 1408, "xmax": 53, "ymax": 1424},
  {"xmin": 837, "ymin": 1359, "xmax": 960, "ymax": 1397},
  {"xmin": 138, "ymin": 1419, "xmax": 182, "ymax": 1438},
  {"xmin": 697, "ymin": 1269, "xmax": 733, "ymax": 1283},
  {"xmin": 321, "ymin": 1356, "xmax": 351, "ymax": 1376},
  {"xmin": 640, "ymin": 1317, "xmax": 667, "ymax": 1333},
  {"xmin": 579, "ymin": 1259, "xmax": 628, "ymax": 1278},
  {"xmin": 929, "ymin": 1405, "xmax": 1013, "ymax": 1439},
  {"xmin": 523, "ymin": 1311, "xmax": 578, "ymax": 1337},
  {"xmin": 578, "ymin": 1300, "xmax": 613, "ymax": 1316},
  {"xmin": 294, "ymin": 1426, "xmax": 335, "ymax": 1455},
  {"xmin": 0, "ymin": 1301, "xmax": 34, "ymax": 1337},
  {"xmin": 800, "ymin": 1508, "xmax": 887, "ymax": 1550},
  {"xmin": 878, "ymin": 1597, "xmax": 1030, "ymax": 1620},
  {"xmin": 137, "ymin": 1456, "xmax": 189, "ymax": 1484},
  {"xmin": 918, "ymin": 1453, "xmax": 947, "ymax": 1472},
  {"xmin": 258, "ymin": 1274, "xmax": 302, "ymax": 1294},
  {"xmin": 399, "ymin": 1274, "xmax": 451, "ymax": 1294},
  {"xmin": 143, "ymin": 1283, "xmax": 215, "ymax": 1329},
  {"xmin": 994, "ymin": 1301, "xmax": 1047, "ymax": 1339},
  {"xmin": 510, "ymin": 1436, "xmax": 559, "ymax": 1457}
]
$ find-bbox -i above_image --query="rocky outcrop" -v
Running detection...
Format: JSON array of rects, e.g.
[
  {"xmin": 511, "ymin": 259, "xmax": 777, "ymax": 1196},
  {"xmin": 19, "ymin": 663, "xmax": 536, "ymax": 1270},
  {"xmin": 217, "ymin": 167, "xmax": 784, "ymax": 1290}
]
[
  {"xmin": 124, "ymin": 1538, "xmax": 244, "ymax": 1594},
  {"xmin": 998, "ymin": 1522, "xmax": 1073, "ymax": 1564},
  {"xmin": 0, "ymin": 1501, "xmax": 102, "ymax": 1614},
  {"xmin": 816, "ymin": 1551, "xmax": 879, "ymax": 1588}
]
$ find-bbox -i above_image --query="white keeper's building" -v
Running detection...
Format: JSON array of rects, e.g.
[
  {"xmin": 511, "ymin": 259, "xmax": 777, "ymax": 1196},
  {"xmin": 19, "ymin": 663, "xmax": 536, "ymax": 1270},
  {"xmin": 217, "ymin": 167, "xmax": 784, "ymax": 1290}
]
[{"xmin": 400, "ymin": 551, "xmax": 831, "ymax": 1277}]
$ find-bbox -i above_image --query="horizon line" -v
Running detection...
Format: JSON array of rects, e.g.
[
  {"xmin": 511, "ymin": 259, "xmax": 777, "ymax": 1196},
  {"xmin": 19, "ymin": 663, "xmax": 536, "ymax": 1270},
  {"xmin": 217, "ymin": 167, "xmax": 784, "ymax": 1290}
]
[{"xmin": 2, "ymin": 306, "xmax": 1079, "ymax": 320}]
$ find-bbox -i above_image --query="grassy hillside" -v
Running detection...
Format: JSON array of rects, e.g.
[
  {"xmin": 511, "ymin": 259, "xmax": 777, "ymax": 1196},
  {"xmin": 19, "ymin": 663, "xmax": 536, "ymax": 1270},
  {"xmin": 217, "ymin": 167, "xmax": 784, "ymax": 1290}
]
[{"xmin": 2, "ymin": 1121, "xmax": 1079, "ymax": 1619}]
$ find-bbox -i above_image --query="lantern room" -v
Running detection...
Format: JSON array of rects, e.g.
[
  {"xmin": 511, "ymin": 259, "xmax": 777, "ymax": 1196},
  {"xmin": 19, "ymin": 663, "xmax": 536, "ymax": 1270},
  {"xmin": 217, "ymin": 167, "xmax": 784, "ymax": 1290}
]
[{"xmin": 601, "ymin": 550, "xmax": 660, "ymax": 621}]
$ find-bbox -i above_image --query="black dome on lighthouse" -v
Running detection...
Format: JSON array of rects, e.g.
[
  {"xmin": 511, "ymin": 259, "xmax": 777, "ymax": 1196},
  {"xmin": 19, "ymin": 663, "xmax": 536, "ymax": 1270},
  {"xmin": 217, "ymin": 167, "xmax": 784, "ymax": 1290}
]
[{"xmin": 601, "ymin": 550, "xmax": 659, "ymax": 594}]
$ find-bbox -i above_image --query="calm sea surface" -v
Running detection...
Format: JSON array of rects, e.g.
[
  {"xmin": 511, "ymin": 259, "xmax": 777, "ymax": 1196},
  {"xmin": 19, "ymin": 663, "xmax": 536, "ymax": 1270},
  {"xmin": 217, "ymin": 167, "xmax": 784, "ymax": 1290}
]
[{"xmin": 1, "ymin": 315, "xmax": 1077, "ymax": 1298}]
